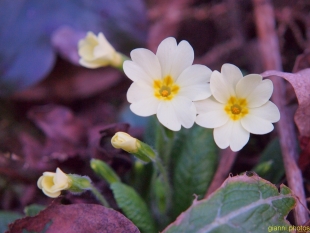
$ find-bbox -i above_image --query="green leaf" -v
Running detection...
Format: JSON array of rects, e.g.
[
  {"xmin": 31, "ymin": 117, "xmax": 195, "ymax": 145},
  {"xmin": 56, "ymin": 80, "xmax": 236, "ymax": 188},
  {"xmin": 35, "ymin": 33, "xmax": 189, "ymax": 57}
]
[
  {"xmin": 24, "ymin": 204, "xmax": 45, "ymax": 217},
  {"xmin": 0, "ymin": 211, "xmax": 22, "ymax": 232},
  {"xmin": 163, "ymin": 173, "xmax": 296, "ymax": 233},
  {"xmin": 253, "ymin": 138, "xmax": 285, "ymax": 184},
  {"xmin": 172, "ymin": 125, "xmax": 219, "ymax": 218},
  {"xmin": 111, "ymin": 182, "xmax": 157, "ymax": 233}
]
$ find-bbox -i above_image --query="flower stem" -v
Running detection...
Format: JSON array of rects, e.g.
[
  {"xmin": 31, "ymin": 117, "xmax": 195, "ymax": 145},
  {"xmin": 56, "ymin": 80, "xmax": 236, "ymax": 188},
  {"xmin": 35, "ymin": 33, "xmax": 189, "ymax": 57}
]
[
  {"xmin": 155, "ymin": 123, "xmax": 174, "ymax": 167},
  {"xmin": 90, "ymin": 185, "xmax": 110, "ymax": 208},
  {"xmin": 155, "ymin": 157, "xmax": 172, "ymax": 209}
]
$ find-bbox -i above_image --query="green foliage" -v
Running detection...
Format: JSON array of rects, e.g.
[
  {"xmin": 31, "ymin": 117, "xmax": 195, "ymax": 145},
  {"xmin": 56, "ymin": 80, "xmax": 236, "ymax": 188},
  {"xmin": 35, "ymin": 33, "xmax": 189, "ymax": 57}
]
[
  {"xmin": 143, "ymin": 116, "xmax": 174, "ymax": 166},
  {"xmin": 163, "ymin": 173, "xmax": 296, "ymax": 233},
  {"xmin": 90, "ymin": 159, "xmax": 120, "ymax": 185},
  {"xmin": 111, "ymin": 182, "xmax": 157, "ymax": 233},
  {"xmin": 0, "ymin": 211, "xmax": 22, "ymax": 232},
  {"xmin": 172, "ymin": 125, "xmax": 219, "ymax": 218},
  {"xmin": 130, "ymin": 161, "xmax": 153, "ymax": 200},
  {"xmin": 24, "ymin": 204, "xmax": 45, "ymax": 217},
  {"xmin": 253, "ymin": 138, "xmax": 285, "ymax": 184}
]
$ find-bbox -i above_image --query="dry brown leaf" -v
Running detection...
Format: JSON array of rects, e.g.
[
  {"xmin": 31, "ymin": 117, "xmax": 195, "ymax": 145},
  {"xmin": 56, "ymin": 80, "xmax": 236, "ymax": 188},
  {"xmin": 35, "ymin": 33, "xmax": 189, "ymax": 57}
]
[
  {"xmin": 262, "ymin": 68, "xmax": 310, "ymax": 137},
  {"xmin": 7, "ymin": 202, "xmax": 140, "ymax": 233},
  {"xmin": 298, "ymin": 136, "xmax": 310, "ymax": 170},
  {"xmin": 28, "ymin": 104, "xmax": 87, "ymax": 144},
  {"xmin": 293, "ymin": 50, "xmax": 310, "ymax": 73}
]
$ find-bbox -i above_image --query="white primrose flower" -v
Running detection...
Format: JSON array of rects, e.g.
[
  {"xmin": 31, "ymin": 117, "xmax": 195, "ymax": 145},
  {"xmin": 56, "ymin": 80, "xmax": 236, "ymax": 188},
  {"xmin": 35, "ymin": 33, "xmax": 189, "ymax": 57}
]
[
  {"xmin": 37, "ymin": 168, "xmax": 71, "ymax": 198},
  {"xmin": 78, "ymin": 32, "xmax": 122, "ymax": 68},
  {"xmin": 195, "ymin": 63, "xmax": 280, "ymax": 152},
  {"xmin": 124, "ymin": 37, "xmax": 212, "ymax": 131}
]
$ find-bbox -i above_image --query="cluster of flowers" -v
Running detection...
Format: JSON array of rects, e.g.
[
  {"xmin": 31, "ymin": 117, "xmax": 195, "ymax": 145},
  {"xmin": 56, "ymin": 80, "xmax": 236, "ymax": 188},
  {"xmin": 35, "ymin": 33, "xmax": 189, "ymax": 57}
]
[
  {"xmin": 37, "ymin": 32, "xmax": 280, "ymax": 198},
  {"xmin": 79, "ymin": 33, "xmax": 280, "ymax": 152}
]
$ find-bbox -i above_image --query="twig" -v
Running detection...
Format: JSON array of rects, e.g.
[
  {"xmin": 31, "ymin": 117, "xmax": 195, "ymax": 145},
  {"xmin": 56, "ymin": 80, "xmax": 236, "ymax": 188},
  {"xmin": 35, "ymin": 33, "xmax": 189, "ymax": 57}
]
[
  {"xmin": 253, "ymin": 0, "xmax": 308, "ymax": 225},
  {"xmin": 204, "ymin": 148, "xmax": 237, "ymax": 198}
]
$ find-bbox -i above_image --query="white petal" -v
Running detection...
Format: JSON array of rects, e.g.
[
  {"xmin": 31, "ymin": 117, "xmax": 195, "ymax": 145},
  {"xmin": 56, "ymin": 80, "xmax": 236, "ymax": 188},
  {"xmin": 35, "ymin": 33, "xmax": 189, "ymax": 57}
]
[
  {"xmin": 123, "ymin": 60, "xmax": 153, "ymax": 86},
  {"xmin": 176, "ymin": 65, "xmax": 212, "ymax": 100},
  {"xmin": 178, "ymin": 84, "xmax": 211, "ymax": 101},
  {"xmin": 97, "ymin": 33, "xmax": 114, "ymax": 51},
  {"xmin": 210, "ymin": 71, "xmax": 232, "ymax": 103},
  {"xmin": 42, "ymin": 189, "xmax": 60, "ymax": 198},
  {"xmin": 247, "ymin": 79, "xmax": 273, "ymax": 108},
  {"xmin": 236, "ymin": 74, "xmax": 262, "ymax": 99},
  {"xmin": 229, "ymin": 121, "xmax": 250, "ymax": 151},
  {"xmin": 127, "ymin": 82, "xmax": 154, "ymax": 103},
  {"xmin": 214, "ymin": 120, "xmax": 233, "ymax": 149},
  {"xmin": 130, "ymin": 98, "xmax": 160, "ymax": 117},
  {"xmin": 156, "ymin": 37, "xmax": 177, "ymax": 78},
  {"xmin": 249, "ymin": 101, "xmax": 280, "ymax": 123},
  {"xmin": 54, "ymin": 168, "xmax": 68, "ymax": 187},
  {"xmin": 42, "ymin": 172, "xmax": 56, "ymax": 177},
  {"xmin": 78, "ymin": 44, "xmax": 94, "ymax": 61},
  {"xmin": 196, "ymin": 110, "xmax": 228, "ymax": 128},
  {"xmin": 172, "ymin": 97, "xmax": 196, "ymax": 128},
  {"xmin": 94, "ymin": 33, "xmax": 115, "ymax": 58},
  {"xmin": 221, "ymin": 63, "xmax": 243, "ymax": 88},
  {"xmin": 169, "ymin": 40, "xmax": 194, "ymax": 79},
  {"xmin": 79, "ymin": 59, "xmax": 106, "ymax": 69},
  {"xmin": 176, "ymin": 65, "xmax": 211, "ymax": 86},
  {"xmin": 157, "ymin": 101, "xmax": 181, "ymax": 131},
  {"xmin": 241, "ymin": 114, "xmax": 274, "ymax": 135},
  {"xmin": 214, "ymin": 120, "xmax": 249, "ymax": 151},
  {"xmin": 130, "ymin": 48, "xmax": 161, "ymax": 80},
  {"xmin": 194, "ymin": 97, "xmax": 224, "ymax": 114},
  {"xmin": 93, "ymin": 44, "xmax": 114, "ymax": 59}
]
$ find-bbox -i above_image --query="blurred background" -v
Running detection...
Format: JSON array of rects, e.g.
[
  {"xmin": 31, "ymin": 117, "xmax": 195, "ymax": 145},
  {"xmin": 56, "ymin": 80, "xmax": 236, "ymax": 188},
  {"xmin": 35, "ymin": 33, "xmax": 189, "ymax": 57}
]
[{"xmin": 0, "ymin": 0, "xmax": 309, "ymax": 220}]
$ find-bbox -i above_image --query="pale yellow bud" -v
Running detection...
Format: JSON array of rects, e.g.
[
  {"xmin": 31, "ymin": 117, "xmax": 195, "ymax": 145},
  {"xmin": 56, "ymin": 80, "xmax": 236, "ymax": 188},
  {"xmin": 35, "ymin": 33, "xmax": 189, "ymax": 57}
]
[
  {"xmin": 111, "ymin": 132, "xmax": 139, "ymax": 153},
  {"xmin": 37, "ymin": 168, "xmax": 71, "ymax": 198},
  {"xmin": 78, "ymin": 32, "xmax": 122, "ymax": 68}
]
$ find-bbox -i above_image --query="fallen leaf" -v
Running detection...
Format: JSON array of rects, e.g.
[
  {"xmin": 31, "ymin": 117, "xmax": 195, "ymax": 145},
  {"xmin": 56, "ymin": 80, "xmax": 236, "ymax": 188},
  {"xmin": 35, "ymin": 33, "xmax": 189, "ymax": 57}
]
[
  {"xmin": 293, "ymin": 50, "xmax": 310, "ymax": 73},
  {"xmin": 262, "ymin": 68, "xmax": 310, "ymax": 137},
  {"xmin": 298, "ymin": 136, "xmax": 310, "ymax": 170},
  {"xmin": 7, "ymin": 202, "xmax": 140, "ymax": 233},
  {"xmin": 51, "ymin": 26, "xmax": 85, "ymax": 65},
  {"xmin": 262, "ymin": 69, "xmax": 310, "ymax": 171},
  {"xmin": 27, "ymin": 104, "xmax": 87, "ymax": 144}
]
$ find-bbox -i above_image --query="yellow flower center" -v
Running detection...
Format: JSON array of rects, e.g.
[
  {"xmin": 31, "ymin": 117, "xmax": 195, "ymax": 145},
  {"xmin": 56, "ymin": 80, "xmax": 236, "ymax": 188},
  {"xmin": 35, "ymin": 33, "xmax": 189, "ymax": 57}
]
[
  {"xmin": 154, "ymin": 76, "xmax": 179, "ymax": 100},
  {"xmin": 224, "ymin": 97, "xmax": 248, "ymax": 121}
]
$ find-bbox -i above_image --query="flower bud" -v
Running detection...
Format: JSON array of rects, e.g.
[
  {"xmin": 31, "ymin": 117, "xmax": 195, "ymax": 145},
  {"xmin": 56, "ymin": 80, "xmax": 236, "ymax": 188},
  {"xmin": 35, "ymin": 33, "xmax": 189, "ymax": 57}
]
[
  {"xmin": 78, "ymin": 32, "xmax": 123, "ymax": 68},
  {"xmin": 37, "ymin": 168, "xmax": 71, "ymax": 198},
  {"xmin": 111, "ymin": 132, "xmax": 156, "ymax": 162},
  {"xmin": 111, "ymin": 132, "xmax": 139, "ymax": 153},
  {"xmin": 90, "ymin": 159, "xmax": 120, "ymax": 185}
]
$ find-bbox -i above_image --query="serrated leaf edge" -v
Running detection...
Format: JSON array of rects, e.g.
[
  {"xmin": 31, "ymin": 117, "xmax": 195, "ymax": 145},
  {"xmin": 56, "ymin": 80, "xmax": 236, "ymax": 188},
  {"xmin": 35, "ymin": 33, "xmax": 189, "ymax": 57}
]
[
  {"xmin": 196, "ymin": 193, "xmax": 294, "ymax": 233},
  {"xmin": 164, "ymin": 174, "xmax": 296, "ymax": 233}
]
